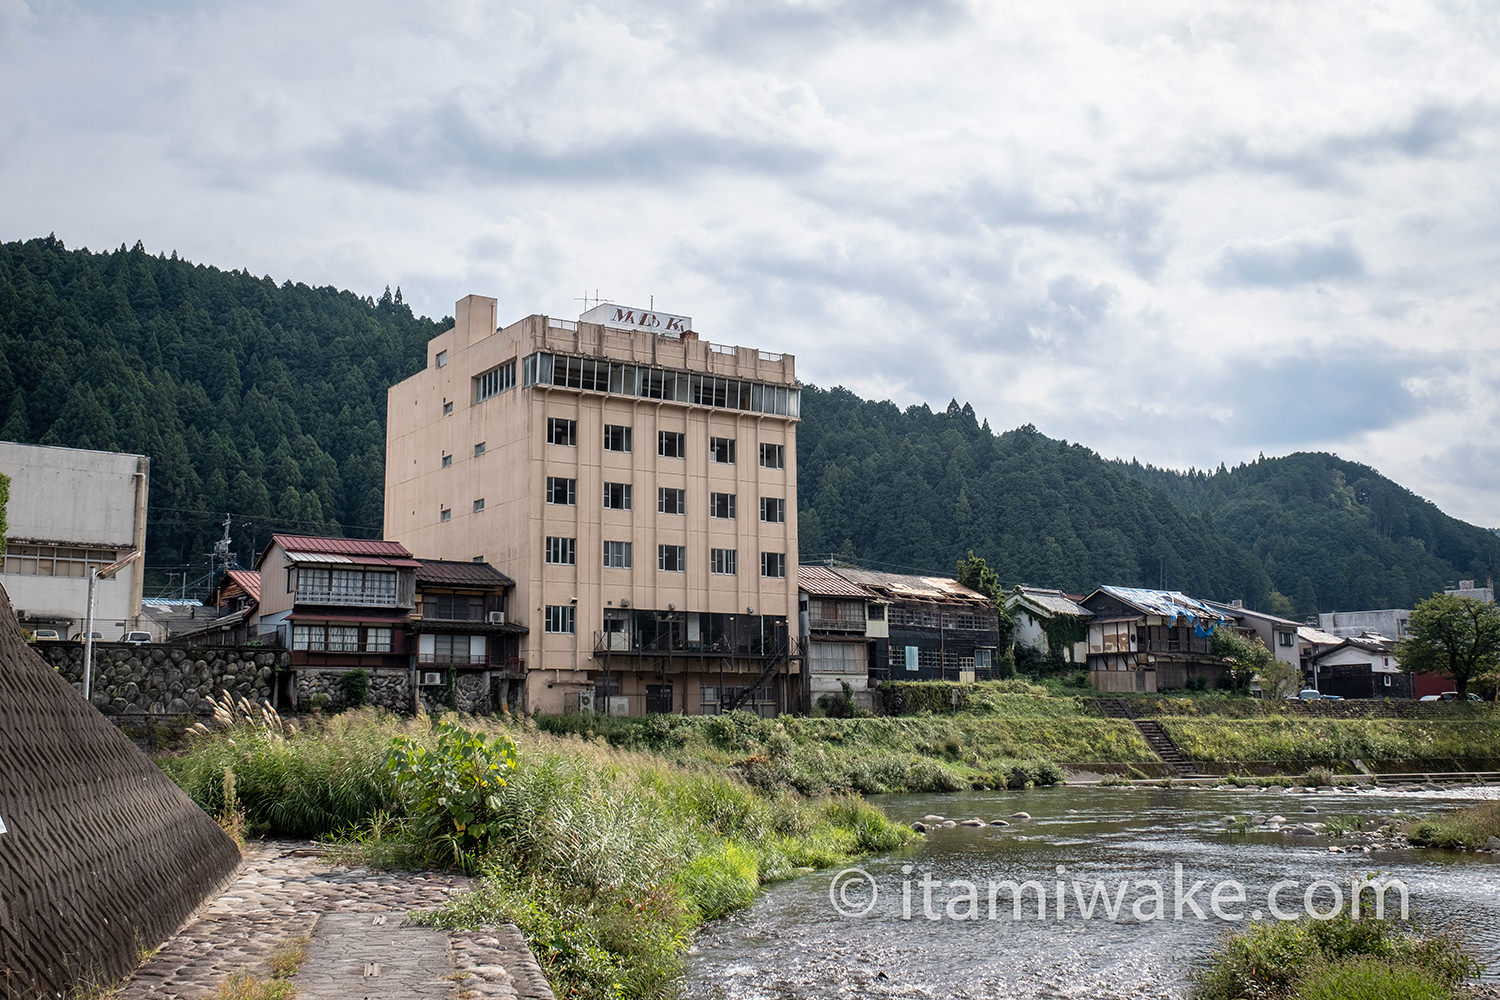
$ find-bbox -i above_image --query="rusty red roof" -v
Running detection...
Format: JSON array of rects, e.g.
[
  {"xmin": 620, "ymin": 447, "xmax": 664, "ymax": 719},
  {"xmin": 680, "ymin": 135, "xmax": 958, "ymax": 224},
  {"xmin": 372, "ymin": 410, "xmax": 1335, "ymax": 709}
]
[
  {"xmin": 416, "ymin": 559, "xmax": 515, "ymax": 589},
  {"xmin": 257, "ymin": 533, "xmax": 418, "ymax": 569},
  {"xmin": 225, "ymin": 569, "xmax": 260, "ymax": 603}
]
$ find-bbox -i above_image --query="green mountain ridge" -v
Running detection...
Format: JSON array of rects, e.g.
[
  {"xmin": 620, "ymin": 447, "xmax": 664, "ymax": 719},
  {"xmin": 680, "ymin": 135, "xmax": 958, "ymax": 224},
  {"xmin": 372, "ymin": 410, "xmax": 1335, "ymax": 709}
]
[{"xmin": 2, "ymin": 236, "xmax": 1495, "ymax": 614}]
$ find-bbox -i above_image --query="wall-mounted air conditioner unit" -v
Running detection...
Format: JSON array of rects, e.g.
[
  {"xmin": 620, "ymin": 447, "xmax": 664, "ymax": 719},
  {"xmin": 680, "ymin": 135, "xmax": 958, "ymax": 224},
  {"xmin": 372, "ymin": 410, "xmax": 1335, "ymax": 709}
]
[
  {"xmin": 577, "ymin": 689, "xmax": 596, "ymax": 713},
  {"xmin": 421, "ymin": 671, "xmax": 444, "ymax": 686},
  {"xmin": 487, "ymin": 611, "xmax": 506, "ymax": 625}
]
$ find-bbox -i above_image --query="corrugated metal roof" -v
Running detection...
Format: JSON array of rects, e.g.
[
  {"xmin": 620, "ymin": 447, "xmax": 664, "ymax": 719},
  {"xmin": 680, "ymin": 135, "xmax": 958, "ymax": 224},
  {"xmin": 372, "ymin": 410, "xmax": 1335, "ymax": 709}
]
[
  {"xmin": 268, "ymin": 533, "xmax": 414, "ymax": 558},
  {"xmin": 416, "ymin": 559, "xmax": 516, "ymax": 589},
  {"xmin": 1009, "ymin": 587, "xmax": 1092, "ymax": 618},
  {"xmin": 798, "ymin": 565, "xmax": 871, "ymax": 598},
  {"xmin": 1297, "ymin": 625, "xmax": 1344, "ymax": 646},
  {"xmin": 225, "ymin": 569, "xmax": 261, "ymax": 603},
  {"xmin": 1099, "ymin": 586, "xmax": 1234, "ymax": 624},
  {"xmin": 828, "ymin": 566, "xmax": 990, "ymax": 604}
]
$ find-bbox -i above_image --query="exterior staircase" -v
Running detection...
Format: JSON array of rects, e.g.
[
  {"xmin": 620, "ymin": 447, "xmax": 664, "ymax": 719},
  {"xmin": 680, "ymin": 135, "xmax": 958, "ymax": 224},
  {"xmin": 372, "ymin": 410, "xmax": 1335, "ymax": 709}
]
[{"xmin": 1095, "ymin": 698, "xmax": 1204, "ymax": 777}]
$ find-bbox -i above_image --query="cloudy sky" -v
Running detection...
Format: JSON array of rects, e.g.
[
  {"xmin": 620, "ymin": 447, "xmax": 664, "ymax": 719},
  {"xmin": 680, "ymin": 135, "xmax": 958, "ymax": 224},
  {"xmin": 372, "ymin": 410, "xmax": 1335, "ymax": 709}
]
[{"xmin": 3, "ymin": 1, "xmax": 1499, "ymax": 525}]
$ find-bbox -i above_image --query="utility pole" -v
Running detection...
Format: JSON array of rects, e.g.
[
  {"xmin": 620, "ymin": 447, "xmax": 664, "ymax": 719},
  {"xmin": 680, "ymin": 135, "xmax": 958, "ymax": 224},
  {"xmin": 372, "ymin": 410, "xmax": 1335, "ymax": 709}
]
[{"xmin": 84, "ymin": 551, "xmax": 142, "ymax": 703}]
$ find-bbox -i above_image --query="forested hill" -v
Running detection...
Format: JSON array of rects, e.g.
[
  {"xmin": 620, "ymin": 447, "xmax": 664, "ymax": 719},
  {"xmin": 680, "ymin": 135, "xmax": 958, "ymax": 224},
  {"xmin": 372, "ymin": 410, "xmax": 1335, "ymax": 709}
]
[
  {"xmin": 3, "ymin": 236, "xmax": 1494, "ymax": 614},
  {"xmin": 0, "ymin": 236, "xmax": 439, "ymax": 581},
  {"xmin": 796, "ymin": 387, "xmax": 1275, "ymax": 607},
  {"xmin": 1119, "ymin": 453, "xmax": 1500, "ymax": 617}
]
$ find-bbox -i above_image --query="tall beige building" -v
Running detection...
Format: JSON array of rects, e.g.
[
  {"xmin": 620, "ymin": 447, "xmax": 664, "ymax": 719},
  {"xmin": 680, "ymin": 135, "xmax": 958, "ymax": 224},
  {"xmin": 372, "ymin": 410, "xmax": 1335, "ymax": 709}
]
[{"xmin": 385, "ymin": 296, "xmax": 801, "ymax": 716}]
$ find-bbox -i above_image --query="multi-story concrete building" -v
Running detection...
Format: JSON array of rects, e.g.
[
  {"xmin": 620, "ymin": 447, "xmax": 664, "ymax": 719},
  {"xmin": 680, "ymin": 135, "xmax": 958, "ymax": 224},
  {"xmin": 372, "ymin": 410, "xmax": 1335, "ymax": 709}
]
[
  {"xmin": 385, "ymin": 296, "xmax": 801, "ymax": 716},
  {"xmin": 0, "ymin": 441, "xmax": 149, "ymax": 638}
]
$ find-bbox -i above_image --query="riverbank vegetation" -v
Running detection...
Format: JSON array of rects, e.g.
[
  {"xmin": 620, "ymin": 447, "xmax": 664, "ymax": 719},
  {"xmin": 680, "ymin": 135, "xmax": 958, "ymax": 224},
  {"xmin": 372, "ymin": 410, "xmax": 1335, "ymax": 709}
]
[
  {"xmin": 162, "ymin": 710, "xmax": 914, "ymax": 999},
  {"xmin": 536, "ymin": 693, "xmax": 1139, "ymax": 792},
  {"xmin": 1405, "ymin": 800, "xmax": 1500, "ymax": 850},
  {"xmin": 1193, "ymin": 907, "xmax": 1479, "ymax": 1000}
]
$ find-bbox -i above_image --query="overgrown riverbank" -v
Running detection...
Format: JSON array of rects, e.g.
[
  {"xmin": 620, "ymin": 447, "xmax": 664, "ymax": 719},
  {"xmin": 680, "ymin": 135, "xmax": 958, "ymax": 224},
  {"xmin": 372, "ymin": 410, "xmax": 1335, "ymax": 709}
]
[{"xmin": 161, "ymin": 710, "xmax": 914, "ymax": 999}]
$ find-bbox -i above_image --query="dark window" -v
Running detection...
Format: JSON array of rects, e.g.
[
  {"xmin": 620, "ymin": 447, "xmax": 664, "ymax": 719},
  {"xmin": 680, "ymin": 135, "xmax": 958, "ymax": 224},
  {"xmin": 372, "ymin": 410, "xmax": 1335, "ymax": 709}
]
[
  {"xmin": 711, "ymin": 548, "xmax": 737, "ymax": 575},
  {"xmin": 659, "ymin": 431, "xmax": 686, "ymax": 458},
  {"xmin": 603, "ymin": 541, "xmax": 632, "ymax": 568},
  {"xmin": 710, "ymin": 492, "xmax": 736, "ymax": 519},
  {"xmin": 658, "ymin": 487, "xmax": 686, "ymax": 515},
  {"xmin": 710, "ymin": 436, "xmax": 736, "ymax": 463},
  {"xmin": 546, "ymin": 477, "xmax": 576, "ymax": 505},
  {"xmin": 547, "ymin": 417, "xmax": 577, "ymax": 446},
  {"xmin": 604, "ymin": 424, "xmax": 632, "ymax": 452},
  {"xmin": 761, "ymin": 551, "xmax": 786, "ymax": 578},
  {"xmin": 760, "ymin": 442, "xmax": 784, "ymax": 469},
  {"xmin": 659, "ymin": 545, "xmax": 686, "ymax": 572},
  {"xmin": 604, "ymin": 482, "xmax": 633, "ymax": 510},
  {"xmin": 760, "ymin": 496, "xmax": 785, "ymax": 523},
  {"xmin": 545, "ymin": 536, "xmax": 576, "ymax": 565}
]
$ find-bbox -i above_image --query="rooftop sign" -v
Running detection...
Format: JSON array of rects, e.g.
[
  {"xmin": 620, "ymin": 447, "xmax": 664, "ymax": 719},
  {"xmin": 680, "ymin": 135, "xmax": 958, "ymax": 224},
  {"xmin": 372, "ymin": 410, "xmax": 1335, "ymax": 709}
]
[{"xmin": 580, "ymin": 302, "xmax": 692, "ymax": 334}]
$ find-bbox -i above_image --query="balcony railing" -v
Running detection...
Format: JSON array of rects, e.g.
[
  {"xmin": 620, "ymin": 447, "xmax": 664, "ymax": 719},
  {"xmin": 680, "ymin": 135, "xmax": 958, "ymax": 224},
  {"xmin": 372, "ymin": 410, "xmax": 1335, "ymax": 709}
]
[
  {"xmin": 296, "ymin": 587, "xmax": 400, "ymax": 607},
  {"xmin": 417, "ymin": 652, "xmax": 489, "ymax": 666},
  {"xmin": 808, "ymin": 616, "xmax": 865, "ymax": 632}
]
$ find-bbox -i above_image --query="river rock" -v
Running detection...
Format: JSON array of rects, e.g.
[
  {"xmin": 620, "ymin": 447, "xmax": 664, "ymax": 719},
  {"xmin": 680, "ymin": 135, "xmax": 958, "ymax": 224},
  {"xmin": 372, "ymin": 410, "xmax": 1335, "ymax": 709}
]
[
  {"xmin": 1486, "ymin": 836, "xmax": 1500, "ymax": 851},
  {"xmin": 1302, "ymin": 806, "xmax": 1319, "ymax": 813},
  {"xmin": 960, "ymin": 819, "xmax": 986, "ymax": 827},
  {"xmin": 922, "ymin": 814, "xmax": 946, "ymax": 823},
  {"xmin": 1011, "ymin": 812, "xmax": 1032, "ymax": 820},
  {"xmin": 911, "ymin": 822, "xmax": 928, "ymax": 833},
  {"xmin": 989, "ymin": 820, "xmax": 1010, "ymax": 827},
  {"xmin": 941, "ymin": 820, "xmax": 957, "ymax": 828},
  {"xmin": 1268, "ymin": 815, "xmax": 1287, "ymax": 825},
  {"xmin": 1291, "ymin": 824, "xmax": 1319, "ymax": 836}
]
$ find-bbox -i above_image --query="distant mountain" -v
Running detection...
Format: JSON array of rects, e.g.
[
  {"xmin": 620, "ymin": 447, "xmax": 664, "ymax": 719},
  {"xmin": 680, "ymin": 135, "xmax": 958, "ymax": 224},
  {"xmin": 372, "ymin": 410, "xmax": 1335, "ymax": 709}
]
[
  {"xmin": 1119, "ymin": 453, "xmax": 1500, "ymax": 617},
  {"xmin": 0, "ymin": 236, "xmax": 437, "ymax": 585},
  {"xmin": 796, "ymin": 387, "xmax": 1274, "ymax": 607},
  {"xmin": 4, "ymin": 236, "xmax": 1492, "ymax": 613}
]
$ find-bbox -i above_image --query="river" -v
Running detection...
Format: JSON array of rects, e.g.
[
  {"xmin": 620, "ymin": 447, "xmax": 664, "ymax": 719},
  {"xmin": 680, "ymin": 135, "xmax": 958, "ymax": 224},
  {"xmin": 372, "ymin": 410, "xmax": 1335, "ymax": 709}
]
[{"xmin": 686, "ymin": 784, "xmax": 1500, "ymax": 999}]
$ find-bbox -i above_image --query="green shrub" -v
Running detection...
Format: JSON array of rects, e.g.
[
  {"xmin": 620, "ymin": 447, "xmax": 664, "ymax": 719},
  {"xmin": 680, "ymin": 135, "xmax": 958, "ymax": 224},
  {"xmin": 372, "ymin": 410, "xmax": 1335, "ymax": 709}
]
[
  {"xmin": 339, "ymin": 669, "xmax": 370, "ymax": 708},
  {"xmin": 677, "ymin": 841, "xmax": 760, "ymax": 919},
  {"xmin": 385, "ymin": 720, "xmax": 518, "ymax": 869},
  {"xmin": 1193, "ymin": 908, "xmax": 1478, "ymax": 1000}
]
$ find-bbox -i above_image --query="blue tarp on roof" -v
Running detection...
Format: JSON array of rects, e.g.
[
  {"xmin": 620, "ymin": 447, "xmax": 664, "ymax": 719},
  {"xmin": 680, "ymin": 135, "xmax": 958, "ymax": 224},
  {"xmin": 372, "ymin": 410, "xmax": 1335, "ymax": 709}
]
[{"xmin": 1101, "ymin": 586, "xmax": 1233, "ymax": 638}]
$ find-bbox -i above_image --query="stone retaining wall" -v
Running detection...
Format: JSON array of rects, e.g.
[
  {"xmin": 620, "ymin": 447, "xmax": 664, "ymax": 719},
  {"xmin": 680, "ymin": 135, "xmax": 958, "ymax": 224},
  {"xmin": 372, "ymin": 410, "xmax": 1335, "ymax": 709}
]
[{"xmin": 34, "ymin": 642, "xmax": 287, "ymax": 715}]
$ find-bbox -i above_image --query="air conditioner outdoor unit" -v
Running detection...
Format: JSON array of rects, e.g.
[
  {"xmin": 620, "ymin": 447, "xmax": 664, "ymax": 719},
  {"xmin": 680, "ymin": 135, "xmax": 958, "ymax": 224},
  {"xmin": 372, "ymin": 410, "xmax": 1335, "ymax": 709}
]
[
  {"xmin": 577, "ymin": 689, "xmax": 596, "ymax": 713},
  {"xmin": 606, "ymin": 696, "xmax": 630, "ymax": 717},
  {"xmin": 487, "ymin": 611, "xmax": 506, "ymax": 625},
  {"xmin": 421, "ymin": 671, "xmax": 444, "ymax": 686}
]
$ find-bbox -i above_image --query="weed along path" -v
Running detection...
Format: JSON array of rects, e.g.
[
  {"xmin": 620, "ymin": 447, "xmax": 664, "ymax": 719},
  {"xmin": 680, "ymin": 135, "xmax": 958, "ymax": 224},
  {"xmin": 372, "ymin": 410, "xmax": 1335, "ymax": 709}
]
[
  {"xmin": 686, "ymin": 784, "xmax": 1500, "ymax": 999},
  {"xmin": 117, "ymin": 841, "xmax": 554, "ymax": 1000}
]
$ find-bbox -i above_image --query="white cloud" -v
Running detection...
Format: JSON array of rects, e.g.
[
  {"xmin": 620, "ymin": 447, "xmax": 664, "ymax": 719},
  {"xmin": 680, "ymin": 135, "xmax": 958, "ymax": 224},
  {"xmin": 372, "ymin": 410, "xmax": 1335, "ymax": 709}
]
[{"xmin": 3, "ymin": 0, "xmax": 1500, "ymax": 525}]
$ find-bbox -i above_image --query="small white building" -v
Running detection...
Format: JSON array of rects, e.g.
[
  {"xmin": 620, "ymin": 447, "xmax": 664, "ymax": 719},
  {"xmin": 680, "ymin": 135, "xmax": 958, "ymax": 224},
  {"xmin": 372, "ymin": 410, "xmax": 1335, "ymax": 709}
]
[
  {"xmin": 1007, "ymin": 586, "xmax": 1091, "ymax": 664},
  {"xmin": 0, "ymin": 441, "xmax": 149, "ymax": 637}
]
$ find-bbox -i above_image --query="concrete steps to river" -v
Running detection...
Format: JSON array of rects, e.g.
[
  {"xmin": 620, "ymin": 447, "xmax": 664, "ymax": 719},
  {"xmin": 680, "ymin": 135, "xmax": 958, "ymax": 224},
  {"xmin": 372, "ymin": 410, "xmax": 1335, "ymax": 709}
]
[{"xmin": 1095, "ymin": 698, "xmax": 1207, "ymax": 777}]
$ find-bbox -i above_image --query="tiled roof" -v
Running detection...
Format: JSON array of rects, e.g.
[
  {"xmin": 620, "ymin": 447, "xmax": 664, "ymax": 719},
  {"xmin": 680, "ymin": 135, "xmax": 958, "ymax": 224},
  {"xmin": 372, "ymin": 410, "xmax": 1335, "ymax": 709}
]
[
  {"xmin": 416, "ymin": 559, "xmax": 515, "ymax": 589},
  {"xmin": 798, "ymin": 565, "xmax": 871, "ymax": 598}
]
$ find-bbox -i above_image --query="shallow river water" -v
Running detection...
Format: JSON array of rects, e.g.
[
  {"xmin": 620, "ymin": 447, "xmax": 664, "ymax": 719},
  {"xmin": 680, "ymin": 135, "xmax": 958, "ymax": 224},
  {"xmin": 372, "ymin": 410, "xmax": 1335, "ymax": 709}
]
[{"xmin": 686, "ymin": 785, "xmax": 1500, "ymax": 999}]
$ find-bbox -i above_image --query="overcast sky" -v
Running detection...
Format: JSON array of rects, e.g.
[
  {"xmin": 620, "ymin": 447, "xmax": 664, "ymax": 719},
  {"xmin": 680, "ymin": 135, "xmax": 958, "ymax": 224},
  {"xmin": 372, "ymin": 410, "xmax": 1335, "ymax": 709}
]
[{"xmin": 4, "ymin": 1, "xmax": 1499, "ymax": 526}]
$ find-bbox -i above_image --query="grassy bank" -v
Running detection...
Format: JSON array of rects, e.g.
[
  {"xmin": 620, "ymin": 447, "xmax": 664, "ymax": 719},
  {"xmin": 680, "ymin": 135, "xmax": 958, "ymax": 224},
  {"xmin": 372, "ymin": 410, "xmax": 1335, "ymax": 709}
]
[
  {"xmin": 537, "ymin": 703, "xmax": 1148, "ymax": 792},
  {"xmin": 1164, "ymin": 717, "xmax": 1500, "ymax": 768},
  {"xmin": 161, "ymin": 710, "xmax": 914, "ymax": 999}
]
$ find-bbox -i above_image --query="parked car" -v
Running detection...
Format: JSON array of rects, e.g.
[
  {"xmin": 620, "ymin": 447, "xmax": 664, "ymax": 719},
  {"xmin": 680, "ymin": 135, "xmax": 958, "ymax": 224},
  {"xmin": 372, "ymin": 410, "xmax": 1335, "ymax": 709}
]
[
  {"xmin": 120, "ymin": 631, "xmax": 152, "ymax": 644},
  {"xmin": 28, "ymin": 628, "xmax": 61, "ymax": 642},
  {"xmin": 71, "ymin": 631, "xmax": 104, "ymax": 642},
  {"xmin": 1320, "ymin": 693, "xmax": 1344, "ymax": 701},
  {"xmin": 1296, "ymin": 688, "xmax": 1322, "ymax": 700},
  {"xmin": 1418, "ymin": 692, "xmax": 1481, "ymax": 702}
]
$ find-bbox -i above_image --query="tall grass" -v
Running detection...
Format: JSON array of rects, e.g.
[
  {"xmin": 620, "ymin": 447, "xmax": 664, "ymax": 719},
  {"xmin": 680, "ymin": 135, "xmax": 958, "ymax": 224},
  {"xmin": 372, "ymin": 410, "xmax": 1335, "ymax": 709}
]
[
  {"xmin": 1405, "ymin": 801, "xmax": 1500, "ymax": 849},
  {"xmin": 162, "ymin": 711, "xmax": 915, "ymax": 1000}
]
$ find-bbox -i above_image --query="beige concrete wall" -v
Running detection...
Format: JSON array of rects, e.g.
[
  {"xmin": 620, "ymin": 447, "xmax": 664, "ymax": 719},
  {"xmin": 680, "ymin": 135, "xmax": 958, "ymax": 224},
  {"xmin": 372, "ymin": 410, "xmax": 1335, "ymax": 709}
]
[{"xmin": 386, "ymin": 298, "xmax": 800, "ymax": 716}]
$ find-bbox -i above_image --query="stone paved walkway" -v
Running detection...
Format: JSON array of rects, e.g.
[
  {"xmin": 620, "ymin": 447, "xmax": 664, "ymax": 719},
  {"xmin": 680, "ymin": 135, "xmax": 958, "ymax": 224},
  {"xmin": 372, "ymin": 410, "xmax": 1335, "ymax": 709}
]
[{"xmin": 118, "ymin": 840, "xmax": 554, "ymax": 1000}]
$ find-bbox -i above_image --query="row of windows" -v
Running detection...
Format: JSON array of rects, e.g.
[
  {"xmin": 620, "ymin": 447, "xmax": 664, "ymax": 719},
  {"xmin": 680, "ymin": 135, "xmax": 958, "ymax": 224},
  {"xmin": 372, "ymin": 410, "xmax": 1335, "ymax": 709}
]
[
  {"xmin": 550, "ymin": 419, "xmax": 760, "ymax": 466},
  {"xmin": 522, "ymin": 352, "xmax": 800, "ymax": 418},
  {"xmin": 474, "ymin": 360, "xmax": 517, "ymax": 402},
  {"xmin": 548, "ymin": 478, "xmax": 785, "ymax": 521},
  {"xmin": 889, "ymin": 644, "xmax": 996, "ymax": 672},
  {"xmin": 542, "ymin": 538, "xmax": 782, "ymax": 577},
  {"xmin": 292, "ymin": 624, "xmax": 393, "ymax": 653}
]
